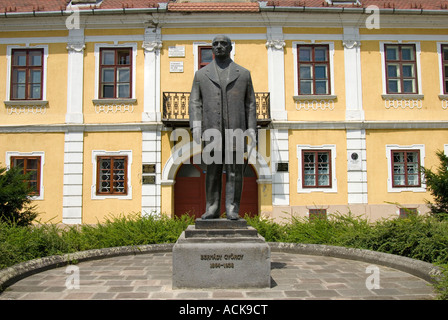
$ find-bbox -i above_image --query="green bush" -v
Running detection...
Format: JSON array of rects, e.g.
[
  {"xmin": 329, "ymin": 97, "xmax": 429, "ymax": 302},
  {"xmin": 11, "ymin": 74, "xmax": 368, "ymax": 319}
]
[
  {"xmin": 60, "ymin": 213, "xmax": 195, "ymax": 251},
  {"xmin": 244, "ymin": 214, "xmax": 286, "ymax": 242},
  {"xmin": 282, "ymin": 213, "xmax": 373, "ymax": 246},
  {"xmin": 363, "ymin": 215, "xmax": 448, "ymax": 264},
  {"xmin": 0, "ymin": 222, "xmax": 68, "ymax": 269},
  {"xmin": 0, "ymin": 213, "xmax": 195, "ymax": 270},
  {"xmin": 0, "ymin": 164, "xmax": 39, "ymax": 226},
  {"xmin": 421, "ymin": 150, "xmax": 448, "ymax": 220},
  {"xmin": 433, "ymin": 264, "xmax": 448, "ymax": 300},
  {"xmin": 1, "ymin": 212, "xmax": 447, "ymax": 299}
]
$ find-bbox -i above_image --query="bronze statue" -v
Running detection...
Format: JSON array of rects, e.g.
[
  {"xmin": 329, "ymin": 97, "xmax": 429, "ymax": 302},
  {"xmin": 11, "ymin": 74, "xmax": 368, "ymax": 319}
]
[{"xmin": 189, "ymin": 35, "xmax": 257, "ymax": 220}]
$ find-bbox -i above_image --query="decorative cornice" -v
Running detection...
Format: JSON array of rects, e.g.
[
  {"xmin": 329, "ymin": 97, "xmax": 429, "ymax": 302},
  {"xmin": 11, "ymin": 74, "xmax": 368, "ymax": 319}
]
[
  {"xmin": 2, "ymin": 121, "xmax": 448, "ymax": 134},
  {"xmin": 66, "ymin": 42, "xmax": 85, "ymax": 52},
  {"xmin": 142, "ymin": 41, "xmax": 163, "ymax": 53},
  {"xmin": 4, "ymin": 100, "xmax": 48, "ymax": 115},
  {"xmin": 342, "ymin": 40, "xmax": 361, "ymax": 49},
  {"xmin": 265, "ymin": 39, "xmax": 285, "ymax": 50}
]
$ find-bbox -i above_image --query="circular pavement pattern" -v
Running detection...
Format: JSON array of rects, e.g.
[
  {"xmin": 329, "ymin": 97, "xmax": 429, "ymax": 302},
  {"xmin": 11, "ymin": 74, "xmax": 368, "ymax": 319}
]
[{"xmin": 0, "ymin": 252, "xmax": 436, "ymax": 300}]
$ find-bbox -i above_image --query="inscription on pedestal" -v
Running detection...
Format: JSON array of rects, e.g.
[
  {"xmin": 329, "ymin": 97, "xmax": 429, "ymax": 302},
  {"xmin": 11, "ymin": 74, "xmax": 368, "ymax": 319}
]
[
  {"xmin": 200, "ymin": 253, "xmax": 244, "ymax": 269},
  {"xmin": 172, "ymin": 222, "xmax": 271, "ymax": 289}
]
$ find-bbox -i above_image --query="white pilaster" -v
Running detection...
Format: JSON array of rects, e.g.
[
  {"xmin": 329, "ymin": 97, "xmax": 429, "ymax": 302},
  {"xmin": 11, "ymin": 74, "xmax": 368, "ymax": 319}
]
[
  {"xmin": 66, "ymin": 28, "xmax": 85, "ymax": 124},
  {"xmin": 141, "ymin": 129, "xmax": 162, "ymax": 215},
  {"xmin": 266, "ymin": 27, "xmax": 287, "ymax": 121},
  {"xmin": 346, "ymin": 129, "xmax": 368, "ymax": 204},
  {"xmin": 63, "ymin": 131, "xmax": 84, "ymax": 224},
  {"xmin": 142, "ymin": 27, "xmax": 162, "ymax": 122},
  {"xmin": 343, "ymin": 27, "xmax": 364, "ymax": 121},
  {"xmin": 271, "ymin": 129, "xmax": 289, "ymax": 205}
]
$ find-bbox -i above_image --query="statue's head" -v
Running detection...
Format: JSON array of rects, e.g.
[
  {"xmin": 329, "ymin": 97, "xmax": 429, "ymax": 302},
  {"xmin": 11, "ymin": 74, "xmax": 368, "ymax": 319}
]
[{"xmin": 212, "ymin": 35, "xmax": 232, "ymax": 60}]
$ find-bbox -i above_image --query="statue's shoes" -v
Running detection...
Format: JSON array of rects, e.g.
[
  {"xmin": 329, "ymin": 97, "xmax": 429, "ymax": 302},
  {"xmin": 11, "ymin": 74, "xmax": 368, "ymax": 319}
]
[
  {"xmin": 226, "ymin": 213, "xmax": 239, "ymax": 220},
  {"xmin": 201, "ymin": 212, "xmax": 220, "ymax": 219}
]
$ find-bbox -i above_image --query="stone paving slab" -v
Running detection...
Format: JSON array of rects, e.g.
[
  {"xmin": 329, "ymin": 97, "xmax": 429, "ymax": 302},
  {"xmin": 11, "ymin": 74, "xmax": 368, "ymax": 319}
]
[{"xmin": 0, "ymin": 252, "xmax": 436, "ymax": 300}]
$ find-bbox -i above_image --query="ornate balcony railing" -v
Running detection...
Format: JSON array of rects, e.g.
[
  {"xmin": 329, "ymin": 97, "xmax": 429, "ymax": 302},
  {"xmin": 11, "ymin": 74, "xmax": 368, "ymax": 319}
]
[{"xmin": 162, "ymin": 92, "xmax": 271, "ymax": 127}]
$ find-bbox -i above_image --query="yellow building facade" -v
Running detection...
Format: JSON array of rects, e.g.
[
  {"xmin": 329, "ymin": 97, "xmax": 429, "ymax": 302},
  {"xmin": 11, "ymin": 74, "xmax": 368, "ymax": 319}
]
[{"xmin": 1, "ymin": 0, "xmax": 448, "ymax": 223}]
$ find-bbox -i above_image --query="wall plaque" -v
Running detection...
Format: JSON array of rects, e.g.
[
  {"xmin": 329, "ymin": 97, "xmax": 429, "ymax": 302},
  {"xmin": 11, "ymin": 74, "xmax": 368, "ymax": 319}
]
[
  {"xmin": 142, "ymin": 164, "xmax": 156, "ymax": 174},
  {"xmin": 168, "ymin": 46, "xmax": 185, "ymax": 57},
  {"xmin": 142, "ymin": 175, "xmax": 156, "ymax": 185},
  {"xmin": 170, "ymin": 61, "xmax": 184, "ymax": 73},
  {"xmin": 276, "ymin": 162, "xmax": 289, "ymax": 172}
]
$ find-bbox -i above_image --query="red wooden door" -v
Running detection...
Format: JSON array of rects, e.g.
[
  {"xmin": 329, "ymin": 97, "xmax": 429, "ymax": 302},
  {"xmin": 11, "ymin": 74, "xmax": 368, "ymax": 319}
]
[{"xmin": 174, "ymin": 162, "xmax": 258, "ymax": 219}]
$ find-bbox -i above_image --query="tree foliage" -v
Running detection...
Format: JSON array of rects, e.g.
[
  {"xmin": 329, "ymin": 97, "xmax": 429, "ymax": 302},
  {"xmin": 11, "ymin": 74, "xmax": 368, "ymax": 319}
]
[
  {"xmin": 0, "ymin": 163, "xmax": 38, "ymax": 226},
  {"xmin": 421, "ymin": 150, "xmax": 448, "ymax": 220}
]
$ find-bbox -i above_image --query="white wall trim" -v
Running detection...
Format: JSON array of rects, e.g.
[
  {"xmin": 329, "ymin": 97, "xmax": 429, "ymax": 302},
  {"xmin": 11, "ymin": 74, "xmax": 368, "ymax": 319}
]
[
  {"xmin": 5, "ymin": 45, "xmax": 49, "ymax": 102},
  {"xmin": 93, "ymin": 43, "xmax": 138, "ymax": 100},
  {"xmin": 346, "ymin": 129, "xmax": 368, "ymax": 204},
  {"xmin": 267, "ymin": 26, "xmax": 287, "ymax": 121},
  {"xmin": 66, "ymin": 28, "xmax": 85, "ymax": 124},
  {"xmin": 292, "ymin": 41, "xmax": 336, "ymax": 97},
  {"xmin": 343, "ymin": 27, "xmax": 364, "ymax": 121},
  {"xmin": 296, "ymin": 144, "xmax": 337, "ymax": 194},
  {"xmin": 360, "ymin": 34, "xmax": 448, "ymax": 42},
  {"xmin": 271, "ymin": 129, "xmax": 289, "ymax": 205},
  {"xmin": 380, "ymin": 41, "xmax": 423, "ymax": 95},
  {"xmin": 161, "ymin": 141, "xmax": 271, "ymax": 185},
  {"xmin": 3, "ymin": 120, "xmax": 448, "ymax": 134},
  {"xmin": 142, "ymin": 28, "xmax": 162, "ymax": 122},
  {"xmin": 0, "ymin": 37, "xmax": 68, "ymax": 45},
  {"xmin": 437, "ymin": 42, "xmax": 448, "ymax": 96},
  {"xmin": 141, "ymin": 130, "xmax": 162, "ymax": 216},
  {"xmin": 63, "ymin": 131, "xmax": 84, "ymax": 224},
  {"xmin": 163, "ymin": 33, "xmax": 265, "ymax": 42},
  {"xmin": 385, "ymin": 144, "xmax": 426, "ymax": 193},
  {"xmin": 91, "ymin": 150, "xmax": 133, "ymax": 200}
]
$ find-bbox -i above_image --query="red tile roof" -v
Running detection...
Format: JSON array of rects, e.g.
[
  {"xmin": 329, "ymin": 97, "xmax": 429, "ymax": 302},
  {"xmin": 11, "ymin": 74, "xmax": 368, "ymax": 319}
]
[
  {"xmin": 98, "ymin": 0, "xmax": 163, "ymax": 9},
  {"xmin": 0, "ymin": 0, "xmax": 68, "ymax": 13},
  {"xmin": 168, "ymin": 2, "xmax": 260, "ymax": 12},
  {"xmin": 268, "ymin": 0, "xmax": 448, "ymax": 10},
  {"xmin": 1, "ymin": 0, "xmax": 448, "ymax": 14}
]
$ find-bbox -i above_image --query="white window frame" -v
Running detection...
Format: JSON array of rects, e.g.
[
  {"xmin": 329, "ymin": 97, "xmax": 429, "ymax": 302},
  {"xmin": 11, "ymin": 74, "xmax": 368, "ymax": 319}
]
[
  {"xmin": 293, "ymin": 41, "xmax": 336, "ymax": 97},
  {"xmin": 5, "ymin": 45, "xmax": 49, "ymax": 101},
  {"xmin": 386, "ymin": 144, "xmax": 426, "ymax": 193},
  {"xmin": 5, "ymin": 151, "xmax": 45, "ymax": 200},
  {"xmin": 297, "ymin": 144, "xmax": 337, "ymax": 193},
  {"xmin": 93, "ymin": 43, "xmax": 138, "ymax": 100},
  {"xmin": 380, "ymin": 41, "xmax": 423, "ymax": 97},
  {"xmin": 193, "ymin": 42, "xmax": 235, "ymax": 73},
  {"xmin": 91, "ymin": 150, "xmax": 133, "ymax": 200},
  {"xmin": 438, "ymin": 42, "xmax": 448, "ymax": 97}
]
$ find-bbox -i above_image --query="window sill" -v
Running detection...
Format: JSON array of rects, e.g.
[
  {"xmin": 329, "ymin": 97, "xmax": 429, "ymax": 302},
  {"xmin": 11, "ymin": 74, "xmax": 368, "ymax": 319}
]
[
  {"xmin": 4, "ymin": 100, "xmax": 48, "ymax": 106},
  {"xmin": 387, "ymin": 186, "xmax": 426, "ymax": 193},
  {"xmin": 382, "ymin": 94, "xmax": 424, "ymax": 100},
  {"xmin": 92, "ymin": 99, "xmax": 137, "ymax": 105},
  {"xmin": 439, "ymin": 95, "xmax": 448, "ymax": 100},
  {"xmin": 91, "ymin": 186, "xmax": 132, "ymax": 200},
  {"xmin": 294, "ymin": 95, "xmax": 337, "ymax": 101}
]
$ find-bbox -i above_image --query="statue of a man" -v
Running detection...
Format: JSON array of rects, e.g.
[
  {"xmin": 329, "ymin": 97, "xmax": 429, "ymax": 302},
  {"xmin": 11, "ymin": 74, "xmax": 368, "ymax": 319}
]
[{"xmin": 189, "ymin": 35, "xmax": 257, "ymax": 220}]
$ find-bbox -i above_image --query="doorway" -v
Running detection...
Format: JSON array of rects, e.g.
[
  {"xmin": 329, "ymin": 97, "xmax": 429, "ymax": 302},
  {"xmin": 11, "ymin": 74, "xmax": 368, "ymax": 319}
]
[{"xmin": 174, "ymin": 161, "xmax": 258, "ymax": 219}]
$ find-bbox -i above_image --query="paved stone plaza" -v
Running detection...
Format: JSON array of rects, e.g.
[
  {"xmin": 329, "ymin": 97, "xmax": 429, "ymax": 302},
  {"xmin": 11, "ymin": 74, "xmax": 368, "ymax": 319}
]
[{"xmin": 0, "ymin": 251, "xmax": 436, "ymax": 300}]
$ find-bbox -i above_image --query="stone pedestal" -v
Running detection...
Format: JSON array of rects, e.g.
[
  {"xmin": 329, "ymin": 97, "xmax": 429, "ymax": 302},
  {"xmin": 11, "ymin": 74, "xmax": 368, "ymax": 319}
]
[{"xmin": 172, "ymin": 219, "xmax": 271, "ymax": 289}]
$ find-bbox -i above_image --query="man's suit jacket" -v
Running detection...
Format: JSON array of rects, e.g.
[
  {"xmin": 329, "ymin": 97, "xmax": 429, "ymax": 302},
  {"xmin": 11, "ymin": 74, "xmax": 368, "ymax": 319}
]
[{"xmin": 189, "ymin": 59, "xmax": 257, "ymax": 151}]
